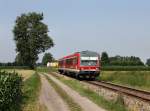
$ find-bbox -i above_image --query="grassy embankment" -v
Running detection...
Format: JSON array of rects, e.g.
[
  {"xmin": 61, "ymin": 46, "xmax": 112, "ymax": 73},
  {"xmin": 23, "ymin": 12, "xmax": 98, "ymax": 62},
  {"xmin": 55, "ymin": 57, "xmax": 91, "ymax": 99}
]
[
  {"xmin": 45, "ymin": 74, "xmax": 82, "ymax": 111},
  {"xmin": 102, "ymin": 66, "xmax": 150, "ymax": 71},
  {"xmin": 99, "ymin": 71, "xmax": 150, "ymax": 91},
  {"xmin": 22, "ymin": 72, "xmax": 42, "ymax": 111}
]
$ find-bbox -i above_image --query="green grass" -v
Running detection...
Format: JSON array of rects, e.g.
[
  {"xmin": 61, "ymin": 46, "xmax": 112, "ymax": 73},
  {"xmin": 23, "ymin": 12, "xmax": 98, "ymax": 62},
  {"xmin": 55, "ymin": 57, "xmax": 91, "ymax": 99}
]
[
  {"xmin": 102, "ymin": 66, "xmax": 150, "ymax": 71},
  {"xmin": 22, "ymin": 72, "xmax": 41, "ymax": 111},
  {"xmin": 99, "ymin": 71, "xmax": 150, "ymax": 91},
  {"xmin": 51, "ymin": 73, "xmax": 127, "ymax": 111},
  {"xmin": 0, "ymin": 66, "xmax": 30, "ymax": 70},
  {"xmin": 45, "ymin": 74, "xmax": 82, "ymax": 111},
  {"xmin": 36, "ymin": 67, "xmax": 57, "ymax": 73}
]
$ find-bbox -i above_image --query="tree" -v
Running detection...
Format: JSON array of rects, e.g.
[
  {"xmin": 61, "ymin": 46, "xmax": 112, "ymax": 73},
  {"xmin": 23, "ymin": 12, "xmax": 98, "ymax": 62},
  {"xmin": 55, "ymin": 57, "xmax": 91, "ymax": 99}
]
[
  {"xmin": 101, "ymin": 52, "xmax": 110, "ymax": 66},
  {"xmin": 42, "ymin": 53, "xmax": 54, "ymax": 65},
  {"xmin": 146, "ymin": 58, "xmax": 150, "ymax": 66},
  {"xmin": 109, "ymin": 56, "xmax": 144, "ymax": 66},
  {"xmin": 15, "ymin": 53, "xmax": 23, "ymax": 66},
  {"xmin": 13, "ymin": 12, "xmax": 54, "ymax": 69}
]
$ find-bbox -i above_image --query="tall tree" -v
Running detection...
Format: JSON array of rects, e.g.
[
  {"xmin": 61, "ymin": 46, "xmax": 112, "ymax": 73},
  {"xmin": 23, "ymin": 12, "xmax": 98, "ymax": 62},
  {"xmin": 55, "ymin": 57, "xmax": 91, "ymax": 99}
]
[
  {"xmin": 101, "ymin": 52, "xmax": 110, "ymax": 66},
  {"xmin": 15, "ymin": 53, "xmax": 23, "ymax": 66},
  {"xmin": 42, "ymin": 53, "xmax": 54, "ymax": 65},
  {"xmin": 146, "ymin": 58, "xmax": 150, "ymax": 66},
  {"xmin": 13, "ymin": 12, "xmax": 54, "ymax": 69}
]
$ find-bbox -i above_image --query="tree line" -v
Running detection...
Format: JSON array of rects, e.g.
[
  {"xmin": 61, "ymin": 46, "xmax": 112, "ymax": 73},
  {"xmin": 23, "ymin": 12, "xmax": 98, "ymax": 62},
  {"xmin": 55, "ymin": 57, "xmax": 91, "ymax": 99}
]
[
  {"xmin": 101, "ymin": 52, "xmax": 150, "ymax": 66},
  {"xmin": 0, "ymin": 52, "xmax": 54, "ymax": 67}
]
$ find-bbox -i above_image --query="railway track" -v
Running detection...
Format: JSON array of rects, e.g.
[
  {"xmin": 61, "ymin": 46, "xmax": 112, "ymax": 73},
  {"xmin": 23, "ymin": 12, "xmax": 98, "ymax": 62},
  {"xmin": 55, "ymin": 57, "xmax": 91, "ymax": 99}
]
[
  {"xmin": 52, "ymin": 72, "xmax": 150, "ymax": 102},
  {"xmin": 84, "ymin": 81, "xmax": 150, "ymax": 102}
]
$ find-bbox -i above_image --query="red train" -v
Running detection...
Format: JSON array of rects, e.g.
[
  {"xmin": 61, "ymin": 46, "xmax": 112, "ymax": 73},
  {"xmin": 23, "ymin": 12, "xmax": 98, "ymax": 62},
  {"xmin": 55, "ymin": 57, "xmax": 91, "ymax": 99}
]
[{"xmin": 58, "ymin": 51, "xmax": 100, "ymax": 79}]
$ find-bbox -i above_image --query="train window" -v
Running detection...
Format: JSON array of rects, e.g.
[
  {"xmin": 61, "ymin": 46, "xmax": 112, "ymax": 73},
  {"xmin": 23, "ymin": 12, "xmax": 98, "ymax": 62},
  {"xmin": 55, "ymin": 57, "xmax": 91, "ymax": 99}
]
[
  {"xmin": 66, "ymin": 59, "xmax": 72, "ymax": 65},
  {"xmin": 73, "ymin": 58, "xmax": 77, "ymax": 65}
]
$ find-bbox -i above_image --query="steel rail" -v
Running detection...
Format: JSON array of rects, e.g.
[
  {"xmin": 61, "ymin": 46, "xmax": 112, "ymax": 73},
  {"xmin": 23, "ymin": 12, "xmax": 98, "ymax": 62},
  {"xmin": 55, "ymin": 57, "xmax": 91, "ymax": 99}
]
[{"xmin": 84, "ymin": 81, "xmax": 150, "ymax": 102}]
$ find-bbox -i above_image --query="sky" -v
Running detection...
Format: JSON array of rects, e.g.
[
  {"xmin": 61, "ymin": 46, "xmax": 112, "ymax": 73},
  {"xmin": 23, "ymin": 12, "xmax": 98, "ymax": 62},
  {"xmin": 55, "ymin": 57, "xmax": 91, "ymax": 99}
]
[{"xmin": 0, "ymin": 0, "xmax": 150, "ymax": 63}]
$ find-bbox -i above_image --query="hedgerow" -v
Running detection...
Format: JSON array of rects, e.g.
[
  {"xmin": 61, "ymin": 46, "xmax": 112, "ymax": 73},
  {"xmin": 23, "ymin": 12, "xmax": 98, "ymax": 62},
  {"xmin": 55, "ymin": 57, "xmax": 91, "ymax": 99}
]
[
  {"xmin": 0, "ymin": 66, "xmax": 30, "ymax": 70},
  {"xmin": 102, "ymin": 66, "xmax": 150, "ymax": 71},
  {"xmin": 0, "ymin": 71, "xmax": 22, "ymax": 111}
]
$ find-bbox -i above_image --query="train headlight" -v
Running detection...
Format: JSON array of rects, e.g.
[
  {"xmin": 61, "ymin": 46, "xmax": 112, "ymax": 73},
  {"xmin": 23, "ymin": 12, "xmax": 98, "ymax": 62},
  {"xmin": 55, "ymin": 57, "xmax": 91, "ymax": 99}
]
[{"xmin": 80, "ymin": 68, "xmax": 84, "ymax": 70}]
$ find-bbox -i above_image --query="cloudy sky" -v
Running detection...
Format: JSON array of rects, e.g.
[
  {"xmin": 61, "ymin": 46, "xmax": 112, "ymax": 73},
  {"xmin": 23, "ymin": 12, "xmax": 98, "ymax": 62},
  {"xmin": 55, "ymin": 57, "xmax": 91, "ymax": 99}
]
[{"xmin": 0, "ymin": 0, "xmax": 150, "ymax": 63}]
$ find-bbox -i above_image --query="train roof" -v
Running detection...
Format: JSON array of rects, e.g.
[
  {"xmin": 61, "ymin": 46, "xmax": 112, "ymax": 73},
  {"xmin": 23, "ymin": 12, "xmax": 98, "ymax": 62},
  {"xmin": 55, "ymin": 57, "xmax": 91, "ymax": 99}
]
[
  {"xmin": 59, "ymin": 50, "xmax": 99, "ymax": 61},
  {"xmin": 79, "ymin": 50, "xmax": 99, "ymax": 56}
]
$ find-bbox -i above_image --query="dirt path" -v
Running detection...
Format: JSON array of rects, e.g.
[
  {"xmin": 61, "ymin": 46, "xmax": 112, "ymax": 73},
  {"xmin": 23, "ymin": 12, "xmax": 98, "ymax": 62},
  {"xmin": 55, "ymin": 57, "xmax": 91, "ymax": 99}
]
[
  {"xmin": 39, "ymin": 74, "xmax": 69, "ymax": 111},
  {"xmin": 46, "ymin": 73, "xmax": 106, "ymax": 111}
]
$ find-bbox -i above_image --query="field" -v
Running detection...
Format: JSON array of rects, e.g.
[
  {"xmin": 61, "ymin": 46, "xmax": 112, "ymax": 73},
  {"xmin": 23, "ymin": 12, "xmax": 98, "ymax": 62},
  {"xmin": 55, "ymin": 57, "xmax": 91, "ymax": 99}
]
[
  {"xmin": 1, "ymin": 69, "xmax": 35, "ymax": 80},
  {"xmin": 99, "ymin": 71, "xmax": 150, "ymax": 91},
  {"xmin": 102, "ymin": 66, "xmax": 150, "ymax": 71}
]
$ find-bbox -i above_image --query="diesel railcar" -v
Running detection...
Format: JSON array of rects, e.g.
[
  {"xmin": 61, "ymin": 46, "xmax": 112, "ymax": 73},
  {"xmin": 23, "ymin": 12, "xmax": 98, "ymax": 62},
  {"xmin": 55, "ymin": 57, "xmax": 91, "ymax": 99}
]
[{"xmin": 58, "ymin": 51, "xmax": 100, "ymax": 79}]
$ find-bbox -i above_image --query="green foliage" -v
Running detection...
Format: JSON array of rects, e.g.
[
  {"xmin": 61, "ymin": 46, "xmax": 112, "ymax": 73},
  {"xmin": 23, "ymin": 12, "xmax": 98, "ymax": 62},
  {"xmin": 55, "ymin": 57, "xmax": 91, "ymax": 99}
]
[
  {"xmin": 101, "ymin": 52, "xmax": 144, "ymax": 66},
  {"xmin": 13, "ymin": 12, "xmax": 54, "ymax": 69},
  {"xmin": 99, "ymin": 71, "xmax": 150, "ymax": 91},
  {"xmin": 102, "ymin": 66, "xmax": 150, "ymax": 71},
  {"xmin": 109, "ymin": 56, "xmax": 144, "ymax": 66},
  {"xmin": 42, "ymin": 53, "xmax": 53, "ymax": 65},
  {"xmin": 36, "ymin": 67, "xmax": 57, "ymax": 73},
  {"xmin": 101, "ymin": 52, "xmax": 110, "ymax": 66},
  {"xmin": 22, "ymin": 73, "xmax": 41, "ymax": 111},
  {"xmin": 146, "ymin": 58, "xmax": 150, "ymax": 66},
  {"xmin": 0, "ymin": 66, "xmax": 30, "ymax": 70},
  {"xmin": 0, "ymin": 71, "xmax": 22, "ymax": 111},
  {"xmin": 0, "ymin": 62, "xmax": 16, "ymax": 66},
  {"xmin": 22, "ymin": 73, "xmax": 40, "ymax": 104}
]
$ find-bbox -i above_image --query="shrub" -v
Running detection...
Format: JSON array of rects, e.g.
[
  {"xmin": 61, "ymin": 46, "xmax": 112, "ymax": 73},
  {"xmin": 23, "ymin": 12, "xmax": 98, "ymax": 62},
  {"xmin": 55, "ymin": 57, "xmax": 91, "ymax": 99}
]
[{"xmin": 0, "ymin": 71, "xmax": 22, "ymax": 111}]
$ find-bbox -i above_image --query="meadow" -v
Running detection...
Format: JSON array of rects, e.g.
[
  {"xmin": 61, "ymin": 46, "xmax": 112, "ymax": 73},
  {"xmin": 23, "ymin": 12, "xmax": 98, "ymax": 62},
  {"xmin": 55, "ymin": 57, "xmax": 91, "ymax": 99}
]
[
  {"xmin": 1, "ymin": 69, "xmax": 35, "ymax": 80},
  {"xmin": 99, "ymin": 71, "xmax": 150, "ymax": 91}
]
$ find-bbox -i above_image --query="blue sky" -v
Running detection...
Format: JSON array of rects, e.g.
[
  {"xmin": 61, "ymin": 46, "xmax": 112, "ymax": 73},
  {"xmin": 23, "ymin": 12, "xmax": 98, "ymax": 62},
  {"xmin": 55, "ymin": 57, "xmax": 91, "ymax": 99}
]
[{"xmin": 0, "ymin": 0, "xmax": 150, "ymax": 63}]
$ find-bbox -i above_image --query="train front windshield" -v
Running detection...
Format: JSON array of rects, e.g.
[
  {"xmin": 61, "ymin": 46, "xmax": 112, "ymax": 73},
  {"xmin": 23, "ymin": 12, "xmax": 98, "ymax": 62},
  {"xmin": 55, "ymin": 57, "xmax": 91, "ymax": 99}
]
[
  {"xmin": 81, "ymin": 60, "xmax": 97, "ymax": 66},
  {"xmin": 80, "ymin": 51, "xmax": 99, "ymax": 66},
  {"xmin": 80, "ymin": 57, "xmax": 98, "ymax": 66}
]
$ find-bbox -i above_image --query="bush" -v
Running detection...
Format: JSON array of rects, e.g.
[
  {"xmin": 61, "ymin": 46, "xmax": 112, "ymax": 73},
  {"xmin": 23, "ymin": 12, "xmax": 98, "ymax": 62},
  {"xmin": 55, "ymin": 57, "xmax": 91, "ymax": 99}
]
[{"xmin": 0, "ymin": 71, "xmax": 22, "ymax": 111}]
